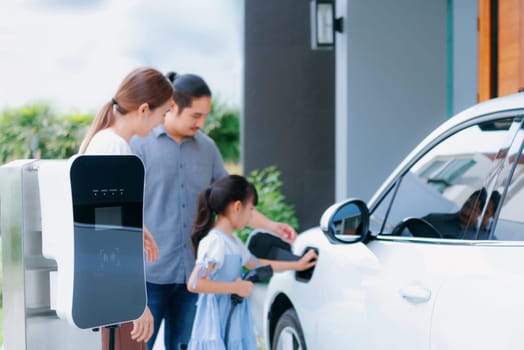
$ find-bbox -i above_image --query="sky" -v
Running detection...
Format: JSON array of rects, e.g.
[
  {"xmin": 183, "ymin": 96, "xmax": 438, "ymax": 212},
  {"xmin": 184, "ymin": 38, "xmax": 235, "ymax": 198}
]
[{"xmin": 0, "ymin": 0, "xmax": 243, "ymax": 112}]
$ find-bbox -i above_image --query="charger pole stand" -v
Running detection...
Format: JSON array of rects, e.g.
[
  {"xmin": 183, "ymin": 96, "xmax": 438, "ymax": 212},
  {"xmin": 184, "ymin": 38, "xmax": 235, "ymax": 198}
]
[{"xmin": 106, "ymin": 324, "xmax": 120, "ymax": 350}]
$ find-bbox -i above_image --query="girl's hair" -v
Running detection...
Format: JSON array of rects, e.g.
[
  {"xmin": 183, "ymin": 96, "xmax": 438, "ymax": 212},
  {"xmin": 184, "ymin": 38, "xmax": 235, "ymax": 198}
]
[
  {"xmin": 191, "ymin": 175, "xmax": 258, "ymax": 254},
  {"xmin": 166, "ymin": 71, "xmax": 211, "ymax": 114},
  {"xmin": 79, "ymin": 67, "xmax": 173, "ymax": 153}
]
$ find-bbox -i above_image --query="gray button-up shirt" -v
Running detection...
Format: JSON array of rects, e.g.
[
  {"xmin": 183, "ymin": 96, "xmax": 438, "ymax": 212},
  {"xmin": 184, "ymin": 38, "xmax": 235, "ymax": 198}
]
[{"xmin": 130, "ymin": 125, "xmax": 227, "ymax": 284}]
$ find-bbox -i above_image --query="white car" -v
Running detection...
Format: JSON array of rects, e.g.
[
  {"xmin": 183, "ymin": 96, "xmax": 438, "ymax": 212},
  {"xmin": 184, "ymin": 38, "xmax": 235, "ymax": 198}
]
[{"xmin": 263, "ymin": 92, "xmax": 524, "ymax": 350}]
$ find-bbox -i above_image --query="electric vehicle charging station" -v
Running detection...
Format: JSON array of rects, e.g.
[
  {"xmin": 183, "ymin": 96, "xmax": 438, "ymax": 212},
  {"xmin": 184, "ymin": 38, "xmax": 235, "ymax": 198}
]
[{"xmin": 0, "ymin": 155, "xmax": 147, "ymax": 349}]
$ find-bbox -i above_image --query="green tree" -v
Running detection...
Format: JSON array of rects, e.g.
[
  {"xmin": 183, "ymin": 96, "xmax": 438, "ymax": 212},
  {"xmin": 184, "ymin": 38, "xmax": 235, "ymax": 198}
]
[
  {"xmin": 0, "ymin": 104, "xmax": 92, "ymax": 164},
  {"xmin": 203, "ymin": 98, "xmax": 240, "ymax": 163},
  {"xmin": 0, "ymin": 99, "xmax": 239, "ymax": 165},
  {"xmin": 236, "ymin": 165, "xmax": 299, "ymax": 243}
]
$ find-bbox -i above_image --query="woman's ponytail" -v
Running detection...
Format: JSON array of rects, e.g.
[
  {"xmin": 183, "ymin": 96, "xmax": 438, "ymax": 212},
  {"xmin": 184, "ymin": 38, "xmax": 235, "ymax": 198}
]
[{"xmin": 79, "ymin": 67, "xmax": 173, "ymax": 154}]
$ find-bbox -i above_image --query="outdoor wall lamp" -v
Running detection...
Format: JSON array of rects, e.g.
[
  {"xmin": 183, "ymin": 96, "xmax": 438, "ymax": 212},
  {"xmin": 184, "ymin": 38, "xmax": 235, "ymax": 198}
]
[{"xmin": 310, "ymin": 0, "xmax": 343, "ymax": 50}]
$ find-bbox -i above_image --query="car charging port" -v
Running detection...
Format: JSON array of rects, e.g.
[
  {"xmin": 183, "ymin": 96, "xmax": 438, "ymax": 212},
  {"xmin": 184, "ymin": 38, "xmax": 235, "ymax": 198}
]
[{"xmin": 295, "ymin": 247, "xmax": 319, "ymax": 283}]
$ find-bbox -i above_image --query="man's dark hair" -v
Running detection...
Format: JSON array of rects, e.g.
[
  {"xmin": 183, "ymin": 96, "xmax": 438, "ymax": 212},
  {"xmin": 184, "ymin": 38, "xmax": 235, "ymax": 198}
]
[
  {"xmin": 468, "ymin": 188, "xmax": 487, "ymax": 208},
  {"xmin": 166, "ymin": 71, "xmax": 211, "ymax": 114}
]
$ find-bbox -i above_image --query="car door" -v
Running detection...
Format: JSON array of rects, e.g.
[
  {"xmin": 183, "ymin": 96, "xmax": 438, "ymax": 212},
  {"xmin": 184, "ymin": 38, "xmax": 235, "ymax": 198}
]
[
  {"xmin": 428, "ymin": 121, "xmax": 524, "ymax": 350},
  {"xmin": 362, "ymin": 112, "xmax": 524, "ymax": 349}
]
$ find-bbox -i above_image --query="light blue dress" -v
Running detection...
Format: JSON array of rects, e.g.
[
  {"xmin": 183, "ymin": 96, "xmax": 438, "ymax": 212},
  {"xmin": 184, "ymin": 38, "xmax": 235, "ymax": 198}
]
[{"xmin": 187, "ymin": 229, "xmax": 258, "ymax": 350}]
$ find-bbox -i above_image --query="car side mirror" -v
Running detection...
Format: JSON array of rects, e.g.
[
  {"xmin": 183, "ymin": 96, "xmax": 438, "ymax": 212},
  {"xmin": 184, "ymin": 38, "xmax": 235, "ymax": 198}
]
[{"xmin": 320, "ymin": 198, "xmax": 370, "ymax": 244}]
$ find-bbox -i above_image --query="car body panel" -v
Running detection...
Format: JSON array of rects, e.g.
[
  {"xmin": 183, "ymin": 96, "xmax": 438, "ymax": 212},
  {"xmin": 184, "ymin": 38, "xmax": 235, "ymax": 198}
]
[
  {"xmin": 266, "ymin": 231, "xmax": 524, "ymax": 349},
  {"xmin": 265, "ymin": 228, "xmax": 380, "ymax": 349},
  {"xmin": 264, "ymin": 93, "xmax": 524, "ymax": 349}
]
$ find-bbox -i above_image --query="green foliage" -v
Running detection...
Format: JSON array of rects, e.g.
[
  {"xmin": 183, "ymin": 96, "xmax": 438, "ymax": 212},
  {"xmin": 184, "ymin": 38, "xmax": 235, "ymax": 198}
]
[
  {"xmin": 203, "ymin": 99, "xmax": 239, "ymax": 163},
  {"xmin": 0, "ymin": 98, "xmax": 239, "ymax": 165},
  {"xmin": 0, "ymin": 104, "xmax": 92, "ymax": 164},
  {"xmin": 236, "ymin": 165, "xmax": 299, "ymax": 243}
]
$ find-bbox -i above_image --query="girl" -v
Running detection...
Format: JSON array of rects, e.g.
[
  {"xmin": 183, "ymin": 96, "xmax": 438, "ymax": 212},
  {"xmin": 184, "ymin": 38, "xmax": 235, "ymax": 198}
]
[
  {"xmin": 80, "ymin": 66, "xmax": 173, "ymax": 349},
  {"xmin": 186, "ymin": 175, "xmax": 317, "ymax": 349}
]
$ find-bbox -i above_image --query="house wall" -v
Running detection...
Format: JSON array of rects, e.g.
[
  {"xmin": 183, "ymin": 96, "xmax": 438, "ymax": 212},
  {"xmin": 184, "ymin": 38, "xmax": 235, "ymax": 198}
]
[
  {"xmin": 243, "ymin": 0, "xmax": 479, "ymax": 230},
  {"xmin": 336, "ymin": 0, "xmax": 449, "ymax": 201},
  {"xmin": 243, "ymin": 0, "xmax": 335, "ymax": 230}
]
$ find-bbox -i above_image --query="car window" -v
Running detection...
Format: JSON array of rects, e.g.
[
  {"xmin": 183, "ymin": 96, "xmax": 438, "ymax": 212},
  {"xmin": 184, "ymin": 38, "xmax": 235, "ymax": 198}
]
[
  {"xmin": 371, "ymin": 116, "xmax": 523, "ymax": 240},
  {"xmin": 491, "ymin": 126, "xmax": 524, "ymax": 240}
]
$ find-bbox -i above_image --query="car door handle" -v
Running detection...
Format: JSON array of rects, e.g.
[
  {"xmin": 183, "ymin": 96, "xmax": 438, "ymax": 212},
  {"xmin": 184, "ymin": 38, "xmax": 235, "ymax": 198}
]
[{"xmin": 399, "ymin": 286, "xmax": 431, "ymax": 304}]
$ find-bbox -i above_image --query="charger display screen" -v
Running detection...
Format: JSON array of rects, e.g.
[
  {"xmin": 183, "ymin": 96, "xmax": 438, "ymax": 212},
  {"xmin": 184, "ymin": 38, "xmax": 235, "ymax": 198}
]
[{"xmin": 94, "ymin": 206, "xmax": 122, "ymax": 230}]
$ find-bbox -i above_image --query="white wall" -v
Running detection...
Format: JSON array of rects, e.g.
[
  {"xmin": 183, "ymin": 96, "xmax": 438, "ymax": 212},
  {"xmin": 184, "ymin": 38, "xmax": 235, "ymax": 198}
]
[
  {"xmin": 452, "ymin": 0, "xmax": 479, "ymax": 115},
  {"xmin": 336, "ymin": 0, "xmax": 450, "ymax": 202}
]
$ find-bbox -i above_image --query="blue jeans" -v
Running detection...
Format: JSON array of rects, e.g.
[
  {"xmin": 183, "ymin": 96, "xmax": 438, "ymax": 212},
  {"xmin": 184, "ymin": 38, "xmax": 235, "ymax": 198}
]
[{"xmin": 146, "ymin": 282, "xmax": 197, "ymax": 350}]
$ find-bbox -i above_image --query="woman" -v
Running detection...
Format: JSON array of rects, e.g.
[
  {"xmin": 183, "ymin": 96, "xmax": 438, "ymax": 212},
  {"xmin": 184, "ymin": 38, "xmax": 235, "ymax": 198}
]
[{"xmin": 80, "ymin": 66, "xmax": 173, "ymax": 350}]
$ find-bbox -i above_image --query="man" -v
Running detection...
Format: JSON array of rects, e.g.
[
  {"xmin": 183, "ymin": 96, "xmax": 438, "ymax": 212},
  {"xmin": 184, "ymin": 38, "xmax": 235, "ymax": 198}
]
[
  {"xmin": 423, "ymin": 188, "xmax": 487, "ymax": 239},
  {"xmin": 130, "ymin": 72, "xmax": 296, "ymax": 350}
]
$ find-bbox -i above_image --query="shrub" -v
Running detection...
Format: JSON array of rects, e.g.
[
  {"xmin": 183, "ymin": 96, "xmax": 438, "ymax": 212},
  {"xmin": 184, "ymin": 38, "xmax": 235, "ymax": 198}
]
[
  {"xmin": 0, "ymin": 104, "xmax": 92, "ymax": 163},
  {"xmin": 202, "ymin": 99, "xmax": 239, "ymax": 163},
  {"xmin": 0, "ymin": 99, "xmax": 239, "ymax": 165},
  {"xmin": 236, "ymin": 165, "xmax": 299, "ymax": 243}
]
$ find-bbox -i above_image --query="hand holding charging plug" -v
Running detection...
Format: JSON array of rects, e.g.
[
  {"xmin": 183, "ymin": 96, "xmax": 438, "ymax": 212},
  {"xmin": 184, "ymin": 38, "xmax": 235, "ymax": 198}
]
[
  {"xmin": 226, "ymin": 265, "xmax": 274, "ymax": 345},
  {"xmin": 294, "ymin": 249, "xmax": 318, "ymax": 271}
]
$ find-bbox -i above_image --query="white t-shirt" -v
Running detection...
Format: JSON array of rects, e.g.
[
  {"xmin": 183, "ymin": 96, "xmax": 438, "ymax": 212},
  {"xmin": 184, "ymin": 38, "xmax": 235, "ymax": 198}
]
[{"xmin": 83, "ymin": 129, "xmax": 132, "ymax": 155}]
